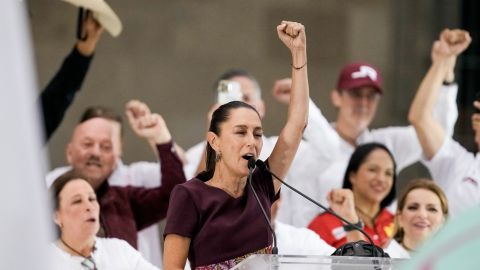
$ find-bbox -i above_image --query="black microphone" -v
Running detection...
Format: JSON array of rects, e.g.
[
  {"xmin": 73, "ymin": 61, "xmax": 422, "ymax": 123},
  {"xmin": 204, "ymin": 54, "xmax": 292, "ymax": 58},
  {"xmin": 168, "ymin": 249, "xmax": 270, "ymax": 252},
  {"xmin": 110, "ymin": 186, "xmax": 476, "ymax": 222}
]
[
  {"xmin": 248, "ymin": 157, "xmax": 256, "ymax": 171},
  {"xmin": 247, "ymin": 157, "xmax": 278, "ymax": 255},
  {"xmin": 255, "ymin": 159, "xmax": 387, "ymax": 257}
]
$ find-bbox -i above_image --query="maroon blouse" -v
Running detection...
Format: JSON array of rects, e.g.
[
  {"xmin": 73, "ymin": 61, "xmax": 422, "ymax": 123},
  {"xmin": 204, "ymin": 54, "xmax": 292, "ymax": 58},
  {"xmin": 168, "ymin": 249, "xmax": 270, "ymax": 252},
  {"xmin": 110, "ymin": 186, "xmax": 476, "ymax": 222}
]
[{"xmin": 164, "ymin": 165, "xmax": 278, "ymax": 268}]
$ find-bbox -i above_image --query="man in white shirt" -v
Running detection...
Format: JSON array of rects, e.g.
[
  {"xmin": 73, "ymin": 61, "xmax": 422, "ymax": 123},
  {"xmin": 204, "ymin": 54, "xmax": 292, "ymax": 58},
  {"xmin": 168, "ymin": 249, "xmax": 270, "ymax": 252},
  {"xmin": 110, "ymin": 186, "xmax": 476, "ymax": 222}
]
[
  {"xmin": 408, "ymin": 28, "xmax": 474, "ymax": 217},
  {"xmin": 184, "ymin": 69, "xmax": 278, "ymax": 179},
  {"xmin": 271, "ymin": 198, "xmax": 335, "ymax": 256},
  {"xmin": 274, "ymin": 59, "xmax": 459, "ymax": 227}
]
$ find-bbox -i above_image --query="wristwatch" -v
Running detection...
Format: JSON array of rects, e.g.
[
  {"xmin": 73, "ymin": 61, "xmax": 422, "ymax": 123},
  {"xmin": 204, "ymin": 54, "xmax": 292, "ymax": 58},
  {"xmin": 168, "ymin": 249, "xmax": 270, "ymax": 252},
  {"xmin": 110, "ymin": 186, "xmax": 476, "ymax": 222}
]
[{"xmin": 343, "ymin": 220, "xmax": 364, "ymax": 232}]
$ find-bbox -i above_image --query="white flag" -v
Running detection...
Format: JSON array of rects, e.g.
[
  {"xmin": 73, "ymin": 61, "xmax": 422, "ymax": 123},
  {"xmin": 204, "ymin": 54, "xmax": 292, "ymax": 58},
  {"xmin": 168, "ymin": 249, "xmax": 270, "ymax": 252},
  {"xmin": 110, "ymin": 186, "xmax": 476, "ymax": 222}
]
[{"xmin": 0, "ymin": 1, "xmax": 53, "ymax": 269}]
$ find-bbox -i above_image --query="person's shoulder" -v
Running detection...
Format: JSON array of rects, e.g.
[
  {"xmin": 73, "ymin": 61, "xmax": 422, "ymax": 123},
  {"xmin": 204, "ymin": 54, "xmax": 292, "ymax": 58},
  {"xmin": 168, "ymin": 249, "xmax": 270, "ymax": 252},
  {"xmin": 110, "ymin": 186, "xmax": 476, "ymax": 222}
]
[
  {"xmin": 442, "ymin": 137, "xmax": 471, "ymax": 155},
  {"xmin": 377, "ymin": 208, "xmax": 395, "ymax": 222},
  {"xmin": 425, "ymin": 136, "xmax": 474, "ymax": 167},
  {"xmin": 46, "ymin": 166, "xmax": 72, "ymax": 187},
  {"xmin": 122, "ymin": 159, "xmax": 158, "ymax": 169},
  {"xmin": 186, "ymin": 141, "xmax": 207, "ymax": 154},
  {"xmin": 278, "ymin": 221, "xmax": 316, "ymax": 236},
  {"xmin": 173, "ymin": 178, "xmax": 207, "ymax": 194},
  {"xmin": 183, "ymin": 177, "xmax": 204, "ymax": 186},
  {"xmin": 98, "ymin": 237, "xmax": 128, "ymax": 245},
  {"xmin": 97, "ymin": 237, "xmax": 135, "ymax": 251},
  {"xmin": 369, "ymin": 125, "xmax": 414, "ymax": 136},
  {"xmin": 309, "ymin": 211, "xmax": 339, "ymax": 226},
  {"xmin": 385, "ymin": 239, "xmax": 410, "ymax": 259}
]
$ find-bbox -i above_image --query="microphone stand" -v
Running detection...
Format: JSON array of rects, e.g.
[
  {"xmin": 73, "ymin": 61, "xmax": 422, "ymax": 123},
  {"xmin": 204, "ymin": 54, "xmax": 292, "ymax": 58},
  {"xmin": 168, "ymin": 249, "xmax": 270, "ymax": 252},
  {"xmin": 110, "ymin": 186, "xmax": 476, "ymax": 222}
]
[
  {"xmin": 247, "ymin": 158, "xmax": 279, "ymax": 255},
  {"xmin": 254, "ymin": 160, "xmax": 376, "ymax": 247}
]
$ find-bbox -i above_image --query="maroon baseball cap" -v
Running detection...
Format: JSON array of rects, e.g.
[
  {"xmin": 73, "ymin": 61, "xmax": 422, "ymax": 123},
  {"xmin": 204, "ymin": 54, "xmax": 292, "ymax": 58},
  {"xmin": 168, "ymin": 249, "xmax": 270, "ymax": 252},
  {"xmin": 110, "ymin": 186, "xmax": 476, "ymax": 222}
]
[{"xmin": 336, "ymin": 62, "xmax": 383, "ymax": 94}]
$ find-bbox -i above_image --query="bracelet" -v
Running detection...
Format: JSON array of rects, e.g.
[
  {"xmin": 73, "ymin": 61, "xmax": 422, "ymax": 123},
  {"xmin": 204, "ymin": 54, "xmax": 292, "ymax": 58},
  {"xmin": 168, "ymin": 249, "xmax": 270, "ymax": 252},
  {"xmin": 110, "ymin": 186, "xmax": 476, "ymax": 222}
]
[
  {"xmin": 292, "ymin": 61, "xmax": 307, "ymax": 70},
  {"xmin": 442, "ymin": 80, "xmax": 456, "ymax": 86},
  {"xmin": 343, "ymin": 220, "xmax": 364, "ymax": 232}
]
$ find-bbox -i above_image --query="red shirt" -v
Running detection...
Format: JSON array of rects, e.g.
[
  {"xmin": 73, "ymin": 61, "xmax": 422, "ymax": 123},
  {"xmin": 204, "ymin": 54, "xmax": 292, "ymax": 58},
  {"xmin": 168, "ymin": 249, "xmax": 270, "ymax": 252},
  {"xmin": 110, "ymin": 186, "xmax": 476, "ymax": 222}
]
[{"xmin": 308, "ymin": 208, "xmax": 394, "ymax": 248}]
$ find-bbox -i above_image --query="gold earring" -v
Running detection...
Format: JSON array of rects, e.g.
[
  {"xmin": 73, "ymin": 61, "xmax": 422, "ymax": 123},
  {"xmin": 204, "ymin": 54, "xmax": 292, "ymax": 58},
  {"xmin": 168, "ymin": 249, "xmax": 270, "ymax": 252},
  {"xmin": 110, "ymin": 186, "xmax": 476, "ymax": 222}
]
[{"xmin": 215, "ymin": 152, "xmax": 222, "ymax": 162}]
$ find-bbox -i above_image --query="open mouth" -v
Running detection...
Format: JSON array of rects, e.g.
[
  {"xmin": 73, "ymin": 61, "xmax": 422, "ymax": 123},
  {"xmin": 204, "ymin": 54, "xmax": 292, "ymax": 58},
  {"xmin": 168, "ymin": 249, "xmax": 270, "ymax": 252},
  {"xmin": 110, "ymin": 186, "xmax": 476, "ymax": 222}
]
[
  {"xmin": 86, "ymin": 161, "xmax": 101, "ymax": 166},
  {"xmin": 86, "ymin": 217, "xmax": 97, "ymax": 223},
  {"xmin": 86, "ymin": 158, "xmax": 102, "ymax": 167},
  {"xmin": 242, "ymin": 154, "xmax": 254, "ymax": 160}
]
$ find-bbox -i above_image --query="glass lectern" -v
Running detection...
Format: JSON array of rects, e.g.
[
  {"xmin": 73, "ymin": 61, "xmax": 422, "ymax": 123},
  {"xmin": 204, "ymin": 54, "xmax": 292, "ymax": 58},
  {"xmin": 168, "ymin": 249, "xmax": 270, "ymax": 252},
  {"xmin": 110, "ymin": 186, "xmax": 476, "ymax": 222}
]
[{"xmin": 231, "ymin": 254, "xmax": 406, "ymax": 270}]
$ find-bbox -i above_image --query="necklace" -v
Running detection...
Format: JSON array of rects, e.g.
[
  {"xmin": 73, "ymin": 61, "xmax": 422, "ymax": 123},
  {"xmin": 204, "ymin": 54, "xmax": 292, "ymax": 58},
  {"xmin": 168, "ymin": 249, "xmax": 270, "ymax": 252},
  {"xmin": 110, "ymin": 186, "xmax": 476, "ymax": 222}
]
[
  {"xmin": 355, "ymin": 206, "xmax": 378, "ymax": 221},
  {"xmin": 60, "ymin": 238, "xmax": 97, "ymax": 270}
]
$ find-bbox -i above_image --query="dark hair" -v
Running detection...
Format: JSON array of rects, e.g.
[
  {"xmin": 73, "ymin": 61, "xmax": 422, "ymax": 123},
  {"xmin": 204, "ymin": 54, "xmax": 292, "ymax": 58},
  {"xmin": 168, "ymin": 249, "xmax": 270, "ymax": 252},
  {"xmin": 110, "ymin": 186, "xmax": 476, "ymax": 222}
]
[
  {"xmin": 201, "ymin": 101, "xmax": 260, "ymax": 180},
  {"xmin": 342, "ymin": 142, "xmax": 397, "ymax": 209},
  {"xmin": 393, "ymin": 178, "xmax": 448, "ymax": 242},
  {"xmin": 79, "ymin": 105, "xmax": 123, "ymax": 135},
  {"xmin": 212, "ymin": 68, "xmax": 261, "ymax": 95},
  {"xmin": 50, "ymin": 170, "xmax": 91, "ymax": 211}
]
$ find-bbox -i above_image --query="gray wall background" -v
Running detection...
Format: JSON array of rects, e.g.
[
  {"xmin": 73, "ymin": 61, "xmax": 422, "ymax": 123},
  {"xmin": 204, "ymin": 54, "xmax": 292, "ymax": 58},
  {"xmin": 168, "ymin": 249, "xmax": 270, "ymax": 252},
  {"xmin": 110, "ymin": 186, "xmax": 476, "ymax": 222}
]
[{"xmin": 29, "ymin": 0, "xmax": 461, "ymax": 185}]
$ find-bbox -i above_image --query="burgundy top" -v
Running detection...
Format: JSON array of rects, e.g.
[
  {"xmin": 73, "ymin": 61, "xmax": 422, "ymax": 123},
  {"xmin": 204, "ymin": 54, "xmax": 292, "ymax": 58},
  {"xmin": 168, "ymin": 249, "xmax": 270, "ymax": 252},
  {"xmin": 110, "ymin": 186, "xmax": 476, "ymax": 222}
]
[
  {"xmin": 97, "ymin": 142, "xmax": 186, "ymax": 248},
  {"xmin": 164, "ymin": 164, "xmax": 278, "ymax": 268}
]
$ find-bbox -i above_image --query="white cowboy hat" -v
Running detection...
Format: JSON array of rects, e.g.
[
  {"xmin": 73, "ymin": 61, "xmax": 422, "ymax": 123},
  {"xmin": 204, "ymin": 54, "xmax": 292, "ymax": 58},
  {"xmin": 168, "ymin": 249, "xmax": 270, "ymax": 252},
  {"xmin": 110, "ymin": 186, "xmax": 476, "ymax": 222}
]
[{"xmin": 62, "ymin": 0, "xmax": 122, "ymax": 37}]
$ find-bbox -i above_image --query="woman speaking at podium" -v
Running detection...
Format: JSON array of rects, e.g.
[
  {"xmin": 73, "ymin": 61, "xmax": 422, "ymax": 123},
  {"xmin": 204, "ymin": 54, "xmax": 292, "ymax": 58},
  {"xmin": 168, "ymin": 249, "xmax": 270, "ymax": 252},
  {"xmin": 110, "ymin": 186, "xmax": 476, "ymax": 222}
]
[{"xmin": 163, "ymin": 20, "xmax": 309, "ymax": 270}]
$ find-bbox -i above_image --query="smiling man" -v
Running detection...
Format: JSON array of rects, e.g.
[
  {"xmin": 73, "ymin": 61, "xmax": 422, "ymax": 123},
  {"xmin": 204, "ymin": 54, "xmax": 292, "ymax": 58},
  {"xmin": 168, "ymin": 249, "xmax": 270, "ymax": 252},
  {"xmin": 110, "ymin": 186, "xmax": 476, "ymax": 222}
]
[
  {"xmin": 65, "ymin": 117, "xmax": 117, "ymax": 189},
  {"xmin": 273, "ymin": 61, "xmax": 459, "ymax": 227},
  {"xmin": 50, "ymin": 102, "xmax": 186, "ymax": 257}
]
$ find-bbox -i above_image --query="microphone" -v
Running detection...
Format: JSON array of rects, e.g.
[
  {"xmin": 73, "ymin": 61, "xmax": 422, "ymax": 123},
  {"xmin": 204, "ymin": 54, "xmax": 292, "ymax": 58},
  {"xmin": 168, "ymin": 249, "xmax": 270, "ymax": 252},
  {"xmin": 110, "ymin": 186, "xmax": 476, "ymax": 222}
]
[
  {"xmin": 247, "ymin": 157, "xmax": 278, "ymax": 255},
  {"xmin": 255, "ymin": 159, "xmax": 387, "ymax": 257},
  {"xmin": 248, "ymin": 157, "xmax": 256, "ymax": 171}
]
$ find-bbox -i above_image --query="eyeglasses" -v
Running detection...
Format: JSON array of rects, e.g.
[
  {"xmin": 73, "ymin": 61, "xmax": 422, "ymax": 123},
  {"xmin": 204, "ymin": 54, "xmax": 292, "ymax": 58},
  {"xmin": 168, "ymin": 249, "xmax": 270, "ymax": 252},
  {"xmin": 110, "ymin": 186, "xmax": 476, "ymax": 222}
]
[{"xmin": 81, "ymin": 257, "xmax": 98, "ymax": 270}]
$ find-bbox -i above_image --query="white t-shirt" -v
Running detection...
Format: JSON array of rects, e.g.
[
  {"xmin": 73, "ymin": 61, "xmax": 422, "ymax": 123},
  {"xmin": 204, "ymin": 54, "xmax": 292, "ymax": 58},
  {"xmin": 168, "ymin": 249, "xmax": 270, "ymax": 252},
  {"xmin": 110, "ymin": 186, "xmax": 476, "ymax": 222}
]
[
  {"xmin": 275, "ymin": 221, "xmax": 335, "ymax": 255},
  {"xmin": 278, "ymin": 85, "xmax": 458, "ymax": 227},
  {"xmin": 384, "ymin": 239, "xmax": 410, "ymax": 258},
  {"xmin": 50, "ymin": 237, "xmax": 159, "ymax": 270},
  {"xmin": 46, "ymin": 160, "xmax": 163, "ymax": 268},
  {"xmin": 423, "ymin": 137, "xmax": 480, "ymax": 217}
]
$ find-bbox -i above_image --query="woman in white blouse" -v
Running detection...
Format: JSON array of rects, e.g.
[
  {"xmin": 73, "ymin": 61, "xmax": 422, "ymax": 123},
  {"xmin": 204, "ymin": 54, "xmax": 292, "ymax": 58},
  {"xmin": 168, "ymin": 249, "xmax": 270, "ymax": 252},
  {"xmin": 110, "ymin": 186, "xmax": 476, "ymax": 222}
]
[
  {"xmin": 386, "ymin": 179, "xmax": 448, "ymax": 258},
  {"xmin": 49, "ymin": 170, "xmax": 159, "ymax": 270}
]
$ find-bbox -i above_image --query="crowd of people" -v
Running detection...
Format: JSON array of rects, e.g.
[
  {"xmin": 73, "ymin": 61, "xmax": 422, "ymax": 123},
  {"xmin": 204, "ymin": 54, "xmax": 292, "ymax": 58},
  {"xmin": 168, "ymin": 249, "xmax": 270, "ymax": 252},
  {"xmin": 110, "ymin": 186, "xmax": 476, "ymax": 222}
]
[{"xmin": 37, "ymin": 3, "xmax": 478, "ymax": 270}]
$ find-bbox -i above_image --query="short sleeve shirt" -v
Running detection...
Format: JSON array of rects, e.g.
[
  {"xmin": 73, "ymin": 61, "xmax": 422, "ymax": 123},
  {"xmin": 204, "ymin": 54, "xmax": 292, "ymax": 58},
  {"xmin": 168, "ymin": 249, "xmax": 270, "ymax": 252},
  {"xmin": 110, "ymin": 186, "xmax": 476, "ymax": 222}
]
[
  {"xmin": 422, "ymin": 137, "xmax": 480, "ymax": 217},
  {"xmin": 164, "ymin": 164, "xmax": 278, "ymax": 268}
]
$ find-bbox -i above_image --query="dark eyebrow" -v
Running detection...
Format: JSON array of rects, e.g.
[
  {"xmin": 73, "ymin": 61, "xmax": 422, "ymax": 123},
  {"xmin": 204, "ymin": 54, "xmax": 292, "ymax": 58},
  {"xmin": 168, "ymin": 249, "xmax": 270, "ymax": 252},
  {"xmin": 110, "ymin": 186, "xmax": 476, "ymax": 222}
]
[{"xmin": 233, "ymin": 125, "xmax": 263, "ymax": 130}]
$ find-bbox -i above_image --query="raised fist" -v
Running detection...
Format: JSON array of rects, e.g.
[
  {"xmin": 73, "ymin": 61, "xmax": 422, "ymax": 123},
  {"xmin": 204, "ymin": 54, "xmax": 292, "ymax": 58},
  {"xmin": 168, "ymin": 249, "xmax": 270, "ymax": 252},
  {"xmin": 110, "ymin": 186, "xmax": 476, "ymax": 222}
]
[
  {"xmin": 327, "ymin": 188, "xmax": 359, "ymax": 224},
  {"xmin": 271, "ymin": 78, "xmax": 292, "ymax": 105},
  {"xmin": 277, "ymin": 21, "xmax": 306, "ymax": 52},
  {"xmin": 126, "ymin": 100, "xmax": 171, "ymax": 144},
  {"xmin": 440, "ymin": 29, "xmax": 472, "ymax": 56}
]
